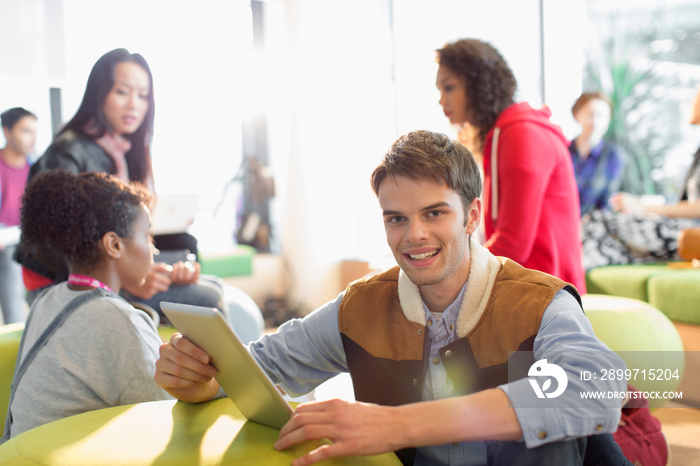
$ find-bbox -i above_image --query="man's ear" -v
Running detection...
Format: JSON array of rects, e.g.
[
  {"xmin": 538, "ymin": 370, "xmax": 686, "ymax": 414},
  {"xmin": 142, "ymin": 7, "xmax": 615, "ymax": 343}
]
[
  {"xmin": 101, "ymin": 232, "xmax": 123, "ymax": 260},
  {"xmin": 465, "ymin": 198, "xmax": 481, "ymax": 235}
]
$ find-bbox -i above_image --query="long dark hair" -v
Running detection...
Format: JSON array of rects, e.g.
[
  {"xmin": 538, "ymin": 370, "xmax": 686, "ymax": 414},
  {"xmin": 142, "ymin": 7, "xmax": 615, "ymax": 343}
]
[{"xmin": 59, "ymin": 48, "xmax": 155, "ymax": 184}]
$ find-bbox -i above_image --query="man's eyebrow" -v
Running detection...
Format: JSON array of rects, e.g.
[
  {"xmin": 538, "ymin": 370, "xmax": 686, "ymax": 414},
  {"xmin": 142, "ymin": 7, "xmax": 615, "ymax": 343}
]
[
  {"xmin": 382, "ymin": 202, "xmax": 454, "ymax": 216},
  {"xmin": 423, "ymin": 202, "xmax": 453, "ymax": 211}
]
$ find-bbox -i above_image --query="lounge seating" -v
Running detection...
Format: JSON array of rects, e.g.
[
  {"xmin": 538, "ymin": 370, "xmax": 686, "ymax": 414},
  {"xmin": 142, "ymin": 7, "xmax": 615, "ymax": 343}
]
[
  {"xmin": 0, "ymin": 323, "xmax": 23, "ymax": 428},
  {"xmin": 586, "ymin": 263, "xmax": 700, "ymax": 325},
  {"xmin": 0, "ymin": 398, "xmax": 401, "ymax": 464},
  {"xmin": 582, "ymin": 294, "xmax": 685, "ymax": 409}
]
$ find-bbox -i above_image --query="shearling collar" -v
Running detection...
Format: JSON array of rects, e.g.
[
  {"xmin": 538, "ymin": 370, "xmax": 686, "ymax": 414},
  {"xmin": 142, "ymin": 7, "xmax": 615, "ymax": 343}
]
[{"xmin": 397, "ymin": 239, "xmax": 501, "ymax": 338}]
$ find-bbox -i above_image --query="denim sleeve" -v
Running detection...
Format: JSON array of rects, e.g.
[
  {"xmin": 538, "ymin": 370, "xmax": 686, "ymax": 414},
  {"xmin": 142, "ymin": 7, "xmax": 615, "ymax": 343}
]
[
  {"xmin": 499, "ymin": 290, "xmax": 626, "ymax": 448},
  {"xmin": 248, "ymin": 292, "xmax": 348, "ymax": 397}
]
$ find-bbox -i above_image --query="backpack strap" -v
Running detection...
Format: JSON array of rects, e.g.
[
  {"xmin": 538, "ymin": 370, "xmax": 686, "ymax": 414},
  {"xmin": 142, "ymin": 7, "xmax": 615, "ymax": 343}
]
[{"xmin": 2, "ymin": 287, "xmax": 110, "ymax": 443}]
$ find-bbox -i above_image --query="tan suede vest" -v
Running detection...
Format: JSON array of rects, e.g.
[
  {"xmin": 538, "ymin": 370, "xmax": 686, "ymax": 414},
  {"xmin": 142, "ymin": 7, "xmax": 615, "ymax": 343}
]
[{"xmin": 338, "ymin": 258, "xmax": 579, "ymax": 406}]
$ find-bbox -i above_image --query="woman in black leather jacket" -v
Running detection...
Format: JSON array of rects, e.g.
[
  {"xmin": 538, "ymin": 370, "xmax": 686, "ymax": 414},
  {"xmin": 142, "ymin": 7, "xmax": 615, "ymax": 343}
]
[
  {"xmin": 30, "ymin": 49, "xmax": 154, "ymax": 188},
  {"xmin": 15, "ymin": 49, "xmax": 237, "ymax": 329}
]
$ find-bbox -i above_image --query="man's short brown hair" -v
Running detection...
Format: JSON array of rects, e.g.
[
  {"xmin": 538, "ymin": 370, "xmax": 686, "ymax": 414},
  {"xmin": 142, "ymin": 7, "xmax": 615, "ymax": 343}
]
[{"xmin": 370, "ymin": 130, "xmax": 482, "ymax": 216}]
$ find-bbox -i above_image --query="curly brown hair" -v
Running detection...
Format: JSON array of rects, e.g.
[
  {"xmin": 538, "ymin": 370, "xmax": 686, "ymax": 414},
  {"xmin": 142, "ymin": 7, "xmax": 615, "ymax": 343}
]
[
  {"xmin": 436, "ymin": 39, "xmax": 516, "ymax": 152},
  {"xmin": 20, "ymin": 169, "xmax": 150, "ymax": 271}
]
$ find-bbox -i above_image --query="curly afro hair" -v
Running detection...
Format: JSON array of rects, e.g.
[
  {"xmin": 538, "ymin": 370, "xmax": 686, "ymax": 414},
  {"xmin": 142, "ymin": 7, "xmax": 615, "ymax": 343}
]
[
  {"xmin": 436, "ymin": 39, "xmax": 516, "ymax": 152},
  {"xmin": 20, "ymin": 169, "xmax": 150, "ymax": 271}
]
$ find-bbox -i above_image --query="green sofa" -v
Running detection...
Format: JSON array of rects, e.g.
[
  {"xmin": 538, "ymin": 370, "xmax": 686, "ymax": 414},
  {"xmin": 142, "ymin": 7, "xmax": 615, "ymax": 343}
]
[
  {"xmin": 199, "ymin": 244, "xmax": 256, "ymax": 278},
  {"xmin": 582, "ymin": 294, "xmax": 685, "ymax": 408},
  {"xmin": 586, "ymin": 263, "xmax": 700, "ymax": 325},
  {"xmin": 0, "ymin": 323, "xmax": 23, "ymax": 428}
]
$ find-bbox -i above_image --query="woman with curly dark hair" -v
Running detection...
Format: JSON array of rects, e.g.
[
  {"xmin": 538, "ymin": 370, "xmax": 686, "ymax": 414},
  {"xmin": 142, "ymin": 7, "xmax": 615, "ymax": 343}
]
[
  {"xmin": 436, "ymin": 38, "xmax": 586, "ymax": 293},
  {"xmin": 2, "ymin": 170, "xmax": 171, "ymax": 441}
]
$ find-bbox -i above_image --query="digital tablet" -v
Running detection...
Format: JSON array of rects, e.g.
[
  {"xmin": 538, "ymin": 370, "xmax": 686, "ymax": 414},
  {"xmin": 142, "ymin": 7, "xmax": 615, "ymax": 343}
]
[{"xmin": 160, "ymin": 301, "xmax": 294, "ymax": 429}]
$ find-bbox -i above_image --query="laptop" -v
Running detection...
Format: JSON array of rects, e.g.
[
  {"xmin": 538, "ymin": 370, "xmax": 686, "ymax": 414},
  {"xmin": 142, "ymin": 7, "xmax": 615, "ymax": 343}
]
[
  {"xmin": 152, "ymin": 193, "xmax": 199, "ymax": 235},
  {"xmin": 160, "ymin": 301, "xmax": 294, "ymax": 429}
]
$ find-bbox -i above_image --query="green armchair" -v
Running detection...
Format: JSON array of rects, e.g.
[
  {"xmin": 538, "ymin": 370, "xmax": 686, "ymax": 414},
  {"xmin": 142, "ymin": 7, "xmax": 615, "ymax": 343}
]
[{"xmin": 0, "ymin": 323, "xmax": 24, "ymax": 428}]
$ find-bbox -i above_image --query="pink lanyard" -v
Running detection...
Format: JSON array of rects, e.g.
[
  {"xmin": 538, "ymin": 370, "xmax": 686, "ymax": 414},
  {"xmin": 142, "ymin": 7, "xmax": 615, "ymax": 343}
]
[{"xmin": 67, "ymin": 274, "xmax": 113, "ymax": 293}]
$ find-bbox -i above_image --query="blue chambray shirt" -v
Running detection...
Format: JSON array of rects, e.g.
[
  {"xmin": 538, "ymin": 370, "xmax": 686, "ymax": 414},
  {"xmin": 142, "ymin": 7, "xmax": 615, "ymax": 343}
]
[{"xmin": 414, "ymin": 281, "xmax": 483, "ymax": 465}]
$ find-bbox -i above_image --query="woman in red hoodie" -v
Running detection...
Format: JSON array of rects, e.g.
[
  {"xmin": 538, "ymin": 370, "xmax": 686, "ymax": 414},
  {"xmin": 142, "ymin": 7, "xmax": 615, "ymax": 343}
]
[{"xmin": 435, "ymin": 38, "xmax": 586, "ymax": 293}]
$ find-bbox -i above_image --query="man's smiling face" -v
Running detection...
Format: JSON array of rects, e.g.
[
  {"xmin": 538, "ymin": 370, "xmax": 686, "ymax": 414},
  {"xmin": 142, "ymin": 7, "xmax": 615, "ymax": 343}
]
[{"xmin": 378, "ymin": 175, "xmax": 479, "ymax": 296}]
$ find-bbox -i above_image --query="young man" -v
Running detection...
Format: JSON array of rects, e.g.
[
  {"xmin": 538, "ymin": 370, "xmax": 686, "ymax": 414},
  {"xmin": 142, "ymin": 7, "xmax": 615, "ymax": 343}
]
[
  {"xmin": 155, "ymin": 131, "xmax": 629, "ymax": 466},
  {"xmin": 0, "ymin": 107, "xmax": 36, "ymax": 324}
]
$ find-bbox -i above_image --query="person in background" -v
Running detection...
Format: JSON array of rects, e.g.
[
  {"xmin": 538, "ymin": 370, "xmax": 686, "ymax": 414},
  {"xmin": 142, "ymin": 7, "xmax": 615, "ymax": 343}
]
[
  {"xmin": 0, "ymin": 107, "xmax": 36, "ymax": 324},
  {"xmin": 611, "ymin": 83, "xmax": 700, "ymax": 218},
  {"xmin": 13, "ymin": 48, "xmax": 264, "ymax": 341},
  {"xmin": 435, "ymin": 38, "xmax": 586, "ymax": 293},
  {"xmin": 582, "ymin": 83, "xmax": 700, "ymax": 269},
  {"xmin": 569, "ymin": 92, "xmax": 624, "ymax": 217},
  {"xmin": 154, "ymin": 131, "xmax": 629, "ymax": 466},
  {"xmin": 2, "ymin": 170, "xmax": 171, "ymax": 442}
]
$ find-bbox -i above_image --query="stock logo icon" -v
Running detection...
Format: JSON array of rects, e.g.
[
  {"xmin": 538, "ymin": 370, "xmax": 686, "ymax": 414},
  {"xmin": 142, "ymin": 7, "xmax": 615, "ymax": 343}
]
[{"xmin": 528, "ymin": 359, "xmax": 568, "ymax": 399}]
